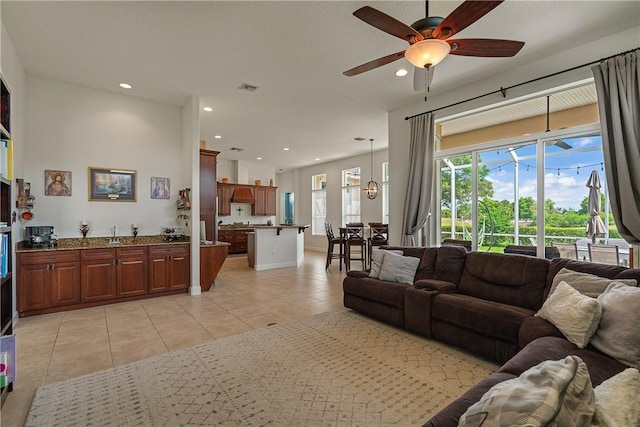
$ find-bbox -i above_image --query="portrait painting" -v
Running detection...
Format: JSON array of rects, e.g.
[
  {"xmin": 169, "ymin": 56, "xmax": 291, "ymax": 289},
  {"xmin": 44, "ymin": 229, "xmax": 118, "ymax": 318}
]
[
  {"xmin": 151, "ymin": 177, "xmax": 170, "ymax": 200},
  {"xmin": 44, "ymin": 170, "xmax": 72, "ymax": 196}
]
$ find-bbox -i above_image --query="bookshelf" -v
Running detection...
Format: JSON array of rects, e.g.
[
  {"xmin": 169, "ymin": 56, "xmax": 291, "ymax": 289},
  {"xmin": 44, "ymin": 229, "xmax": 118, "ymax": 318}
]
[{"xmin": 0, "ymin": 72, "xmax": 13, "ymax": 405}]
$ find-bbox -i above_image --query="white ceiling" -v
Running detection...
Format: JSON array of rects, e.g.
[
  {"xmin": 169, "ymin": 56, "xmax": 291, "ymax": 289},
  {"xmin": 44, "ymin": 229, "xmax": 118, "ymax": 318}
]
[{"xmin": 2, "ymin": 1, "xmax": 639, "ymax": 172}]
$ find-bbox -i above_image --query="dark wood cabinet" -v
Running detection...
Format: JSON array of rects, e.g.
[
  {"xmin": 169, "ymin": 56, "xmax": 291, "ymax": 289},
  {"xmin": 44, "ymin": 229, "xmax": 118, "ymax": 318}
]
[
  {"xmin": 253, "ymin": 186, "xmax": 277, "ymax": 216},
  {"xmin": 200, "ymin": 149, "xmax": 219, "ymax": 240},
  {"xmin": 217, "ymin": 229, "xmax": 250, "ymax": 254},
  {"xmin": 18, "ymin": 251, "xmax": 81, "ymax": 314},
  {"xmin": 116, "ymin": 246, "xmax": 148, "ymax": 297},
  {"xmin": 81, "ymin": 249, "xmax": 117, "ymax": 302},
  {"xmin": 217, "ymin": 184, "xmax": 233, "ymax": 216},
  {"xmin": 81, "ymin": 247, "xmax": 149, "ymax": 302},
  {"xmin": 149, "ymin": 244, "xmax": 190, "ymax": 292}
]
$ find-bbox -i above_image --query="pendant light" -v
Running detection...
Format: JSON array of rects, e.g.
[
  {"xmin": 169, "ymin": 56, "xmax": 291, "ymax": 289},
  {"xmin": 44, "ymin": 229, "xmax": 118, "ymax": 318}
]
[{"xmin": 363, "ymin": 138, "xmax": 381, "ymax": 200}]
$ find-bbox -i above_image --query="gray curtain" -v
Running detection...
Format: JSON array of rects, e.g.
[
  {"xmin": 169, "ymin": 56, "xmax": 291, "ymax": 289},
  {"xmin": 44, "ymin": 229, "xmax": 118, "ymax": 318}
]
[
  {"xmin": 592, "ymin": 50, "xmax": 640, "ymax": 244},
  {"xmin": 401, "ymin": 113, "xmax": 435, "ymax": 246}
]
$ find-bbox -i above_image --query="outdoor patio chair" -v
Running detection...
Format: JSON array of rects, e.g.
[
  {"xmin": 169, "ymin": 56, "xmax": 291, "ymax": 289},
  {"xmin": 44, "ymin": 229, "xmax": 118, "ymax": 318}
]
[
  {"xmin": 588, "ymin": 243, "xmax": 620, "ymax": 266},
  {"xmin": 551, "ymin": 242, "xmax": 578, "ymax": 260}
]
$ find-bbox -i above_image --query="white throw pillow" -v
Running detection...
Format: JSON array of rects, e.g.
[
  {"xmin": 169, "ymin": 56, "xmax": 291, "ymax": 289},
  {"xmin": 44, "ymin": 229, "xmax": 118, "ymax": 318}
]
[
  {"xmin": 458, "ymin": 355, "xmax": 594, "ymax": 427},
  {"xmin": 550, "ymin": 268, "xmax": 637, "ymax": 298},
  {"xmin": 378, "ymin": 252, "xmax": 420, "ymax": 285},
  {"xmin": 368, "ymin": 249, "xmax": 403, "ymax": 279},
  {"xmin": 535, "ymin": 281, "xmax": 602, "ymax": 348},
  {"xmin": 590, "ymin": 283, "xmax": 640, "ymax": 369},
  {"xmin": 592, "ymin": 368, "xmax": 640, "ymax": 427}
]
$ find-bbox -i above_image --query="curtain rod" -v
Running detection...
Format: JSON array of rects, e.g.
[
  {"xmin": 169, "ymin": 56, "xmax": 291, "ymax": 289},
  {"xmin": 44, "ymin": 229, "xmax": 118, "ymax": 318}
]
[{"xmin": 404, "ymin": 47, "xmax": 639, "ymax": 121}]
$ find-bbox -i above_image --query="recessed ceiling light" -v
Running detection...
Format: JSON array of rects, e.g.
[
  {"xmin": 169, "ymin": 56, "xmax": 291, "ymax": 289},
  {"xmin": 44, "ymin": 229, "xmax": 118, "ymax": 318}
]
[
  {"xmin": 203, "ymin": 107, "xmax": 213, "ymax": 112},
  {"xmin": 256, "ymin": 157, "xmax": 262, "ymax": 160},
  {"xmin": 214, "ymin": 135, "xmax": 222, "ymax": 139},
  {"xmin": 315, "ymin": 158, "xmax": 320, "ymax": 161},
  {"xmin": 283, "ymin": 147, "xmax": 290, "ymax": 151},
  {"xmin": 119, "ymin": 83, "xmax": 132, "ymax": 89},
  {"xmin": 395, "ymin": 69, "xmax": 408, "ymax": 77}
]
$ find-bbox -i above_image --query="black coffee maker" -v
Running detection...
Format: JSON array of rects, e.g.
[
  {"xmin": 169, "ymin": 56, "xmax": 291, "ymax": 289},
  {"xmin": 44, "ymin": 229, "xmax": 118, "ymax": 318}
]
[{"xmin": 24, "ymin": 226, "xmax": 57, "ymax": 248}]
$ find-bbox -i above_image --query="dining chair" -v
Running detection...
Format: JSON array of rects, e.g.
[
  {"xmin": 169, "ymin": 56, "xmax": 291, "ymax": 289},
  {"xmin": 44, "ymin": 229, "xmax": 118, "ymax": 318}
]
[
  {"xmin": 588, "ymin": 243, "xmax": 620, "ymax": 266},
  {"xmin": 324, "ymin": 222, "xmax": 344, "ymax": 270},
  {"xmin": 344, "ymin": 222, "xmax": 367, "ymax": 271},
  {"xmin": 551, "ymin": 242, "xmax": 578, "ymax": 260},
  {"xmin": 368, "ymin": 223, "xmax": 389, "ymax": 266}
]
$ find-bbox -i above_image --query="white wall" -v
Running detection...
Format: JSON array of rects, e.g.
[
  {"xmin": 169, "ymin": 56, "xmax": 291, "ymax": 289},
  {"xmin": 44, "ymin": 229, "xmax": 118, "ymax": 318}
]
[
  {"xmin": 387, "ymin": 27, "xmax": 640, "ymax": 246},
  {"xmin": 293, "ymin": 149, "xmax": 388, "ymax": 252},
  {"xmin": 23, "ymin": 76, "xmax": 184, "ymax": 238}
]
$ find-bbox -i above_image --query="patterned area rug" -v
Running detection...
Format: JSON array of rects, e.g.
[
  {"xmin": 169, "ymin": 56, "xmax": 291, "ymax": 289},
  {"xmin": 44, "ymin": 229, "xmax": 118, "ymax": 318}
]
[{"xmin": 26, "ymin": 310, "xmax": 497, "ymax": 426}]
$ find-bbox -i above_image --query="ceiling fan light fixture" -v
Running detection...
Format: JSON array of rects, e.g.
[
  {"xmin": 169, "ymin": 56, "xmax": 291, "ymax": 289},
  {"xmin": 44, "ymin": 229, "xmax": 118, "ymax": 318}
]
[{"xmin": 404, "ymin": 39, "xmax": 450, "ymax": 68}]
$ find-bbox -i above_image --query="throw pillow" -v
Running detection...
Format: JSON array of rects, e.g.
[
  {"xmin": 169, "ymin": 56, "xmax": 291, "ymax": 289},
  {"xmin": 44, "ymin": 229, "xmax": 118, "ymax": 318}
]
[
  {"xmin": 549, "ymin": 268, "xmax": 637, "ymax": 298},
  {"xmin": 591, "ymin": 368, "xmax": 640, "ymax": 427},
  {"xmin": 368, "ymin": 249, "xmax": 403, "ymax": 279},
  {"xmin": 458, "ymin": 355, "xmax": 594, "ymax": 427},
  {"xmin": 590, "ymin": 283, "xmax": 640, "ymax": 369},
  {"xmin": 535, "ymin": 281, "xmax": 601, "ymax": 348},
  {"xmin": 378, "ymin": 252, "xmax": 420, "ymax": 285}
]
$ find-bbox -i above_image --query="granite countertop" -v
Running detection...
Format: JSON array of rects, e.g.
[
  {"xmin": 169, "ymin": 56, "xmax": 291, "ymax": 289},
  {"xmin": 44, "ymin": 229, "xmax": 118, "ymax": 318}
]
[
  {"xmin": 219, "ymin": 224, "xmax": 309, "ymax": 230},
  {"xmin": 16, "ymin": 235, "xmax": 192, "ymax": 252}
]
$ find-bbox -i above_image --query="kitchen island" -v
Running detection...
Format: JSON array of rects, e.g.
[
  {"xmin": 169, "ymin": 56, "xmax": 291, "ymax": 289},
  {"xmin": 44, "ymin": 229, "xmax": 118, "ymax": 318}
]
[{"xmin": 247, "ymin": 225, "xmax": 309, "ymax": 271}]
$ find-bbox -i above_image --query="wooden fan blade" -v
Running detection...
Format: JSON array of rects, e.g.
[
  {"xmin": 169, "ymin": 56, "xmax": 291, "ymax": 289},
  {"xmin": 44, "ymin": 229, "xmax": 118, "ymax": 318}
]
[
  {"xmin": 433, "ymin": 1, "xmax": 503, "ymax": 40},
  {"xmin": 353, "ymin": 6, "xmax": 423, "ymax": 43},
  {"xmin": 413, "ymin": 67, "xmax": 435, "ymax": 92},
  {"xmin": 447, "ymin": 38, "xmax": 524, "ymax": 57},
  {"xmin": 343, "ymin": 51, "xmax": 406, "ymax": 76}
]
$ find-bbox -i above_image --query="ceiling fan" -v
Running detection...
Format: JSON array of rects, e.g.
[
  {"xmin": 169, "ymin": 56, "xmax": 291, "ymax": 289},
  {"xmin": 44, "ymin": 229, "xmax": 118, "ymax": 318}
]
[{"xmin": 343, "ymin": 1, "xmax": 525, "ymax": 92}]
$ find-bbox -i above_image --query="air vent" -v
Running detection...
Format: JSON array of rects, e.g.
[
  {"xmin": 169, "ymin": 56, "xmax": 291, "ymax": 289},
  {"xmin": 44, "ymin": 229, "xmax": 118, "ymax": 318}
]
[
  {"xmin": 230, "ymin": 147, "xmax": 244, "ymax": 152},
  {"xmin": 238, "ymin": 83, "xmax": 258, "ymax": 92}
]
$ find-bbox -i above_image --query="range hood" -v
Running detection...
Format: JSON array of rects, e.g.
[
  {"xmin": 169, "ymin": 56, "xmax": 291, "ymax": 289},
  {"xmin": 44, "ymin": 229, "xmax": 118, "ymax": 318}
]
[{"xmin": 232, "ymin": 186, "xmax": 255, "ymax": 203}]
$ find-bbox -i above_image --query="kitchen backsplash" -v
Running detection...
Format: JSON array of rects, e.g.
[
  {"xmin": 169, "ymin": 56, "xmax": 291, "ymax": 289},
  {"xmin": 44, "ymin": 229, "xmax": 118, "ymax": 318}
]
[{"xmin": 218, "ymin": 203, "xmax": 276, "ymax": 225}]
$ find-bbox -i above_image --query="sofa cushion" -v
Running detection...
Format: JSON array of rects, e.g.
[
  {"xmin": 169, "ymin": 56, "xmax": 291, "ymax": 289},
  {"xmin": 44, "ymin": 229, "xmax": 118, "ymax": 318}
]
[
  {"xmin": 549, "ymin": 267, "xmax": 637, "ymax": 298},
  {"xmin": 458, "ymin": 252, "xmax": 549, "ymax": 310},
  {"xmin": 368, "ymin": 249, "xmax": 403, "ymax": 279},
  {"xmin": 546, "ymin": 258, "xmax": 640, "ymax": 300},
  {"xmin": 378, "ymin": 252, "xmax": 421, "ymax": 285},
  {"xmin": 591, "ymin": 283, "xmax": 640, "ymax": 369},
  {"xmin": 381, "ymin": 246, "xmax": 438, "ymax": 282},
  {"xmin": 592, "ymin": 368, "xmax": 640, "ymax": 427},
  {"xmin": 500, "ymin": 336, "xmax": 628, "ymax": 387},
  {"xmin": 535, "ymin": 281, "xmax": 602, "ymax": 348},
  {"xmin": 342, "ymin": 276, "xmax": 409, "ymax": 308},
  {"xmin": 458, "ymin": 355, "xmax": 594, "ymax": 427},
  {"xmin": 432, "ymin": 293, "xmax": 534, "ymax": 343},
  {"xmin": 433, "ymin": 245, "xmax": 468, "ymax": 284}
]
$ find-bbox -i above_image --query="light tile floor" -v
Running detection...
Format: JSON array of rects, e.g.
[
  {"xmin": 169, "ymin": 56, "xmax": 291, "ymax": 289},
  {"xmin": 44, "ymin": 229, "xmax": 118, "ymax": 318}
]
[{"xmin": 1, "ymin": 251, "xmax": 348, "ymax": 426}]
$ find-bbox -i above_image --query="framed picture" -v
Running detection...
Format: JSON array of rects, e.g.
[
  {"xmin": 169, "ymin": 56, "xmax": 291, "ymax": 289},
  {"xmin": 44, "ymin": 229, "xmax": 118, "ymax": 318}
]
[
  {"xmin": 88, "ymin": 167, "xmax": 136, "ymax": 201},
  {"xmin": 151, "ymin": 177, "xmax": 170, "ymax": 199},
  {"xmin": 44, "ymin": 170, "xmax": 72, "ymax": 196}
]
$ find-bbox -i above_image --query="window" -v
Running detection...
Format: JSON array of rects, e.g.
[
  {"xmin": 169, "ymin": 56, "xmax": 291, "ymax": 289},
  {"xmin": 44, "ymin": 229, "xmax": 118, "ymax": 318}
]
[
  {"xmin": 342, "ymin": 167, "xmax": 361, "ymax": 226},
  {"xmin": 433, "ymin": 84, "xmax": 625, "ymax": 265},
  {"xmin": 311, "ymin": 173, "xmax": 327, "ymax": 235},
  {"xmin": 382, "ymin": 162, "xmax": 389, "ymax": 224}
]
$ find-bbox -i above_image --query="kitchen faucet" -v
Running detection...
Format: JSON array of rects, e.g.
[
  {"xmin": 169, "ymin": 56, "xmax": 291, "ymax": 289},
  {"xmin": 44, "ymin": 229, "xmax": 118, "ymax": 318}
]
[{"xmin": 109, "ymin": 225, "xmax": 120, "ymax": 245}]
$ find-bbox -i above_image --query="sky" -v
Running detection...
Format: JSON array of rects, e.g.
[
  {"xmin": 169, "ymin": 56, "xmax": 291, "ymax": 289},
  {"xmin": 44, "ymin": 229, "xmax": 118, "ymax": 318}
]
[{"xmin": 479, "ymin": 135, "xmax": 605, "ymax": 210}]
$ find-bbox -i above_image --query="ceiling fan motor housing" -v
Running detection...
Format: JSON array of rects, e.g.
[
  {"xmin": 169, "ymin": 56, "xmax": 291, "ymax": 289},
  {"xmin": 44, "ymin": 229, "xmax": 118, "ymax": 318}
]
[{"xmin": 411, "ymin": 16, "xmax": 445, "ymax": 38}]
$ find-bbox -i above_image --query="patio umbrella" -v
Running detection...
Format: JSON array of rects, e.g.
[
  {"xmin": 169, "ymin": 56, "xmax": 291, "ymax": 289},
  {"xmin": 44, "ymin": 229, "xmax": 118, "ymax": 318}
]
[{"xmin": 585, "ymin": 170, "xmax": 607, "ymax": 243}]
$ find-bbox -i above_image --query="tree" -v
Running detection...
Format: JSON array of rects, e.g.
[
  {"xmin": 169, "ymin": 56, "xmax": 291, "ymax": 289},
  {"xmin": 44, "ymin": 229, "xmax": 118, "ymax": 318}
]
[
  {"xmin": 440, "ymin": 155, "xmax": 493, "ymax": 216},
  {"xmin": 518, "ymin": 196, "xmax": 536, "ymax": 220}
]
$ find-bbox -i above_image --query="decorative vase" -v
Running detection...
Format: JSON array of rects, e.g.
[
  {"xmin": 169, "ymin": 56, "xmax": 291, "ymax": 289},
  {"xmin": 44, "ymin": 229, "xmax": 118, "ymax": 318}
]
[
  {"xmin": 255, "ymin": 180, "xmax": 261, "ymax": 186},
  {"xmin": 269, "ymin": 178, "xmax": 274, "ymax": 187}
]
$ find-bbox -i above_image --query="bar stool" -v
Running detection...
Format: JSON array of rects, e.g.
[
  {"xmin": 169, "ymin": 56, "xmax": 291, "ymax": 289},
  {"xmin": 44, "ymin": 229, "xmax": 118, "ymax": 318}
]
[
  {"xmin": 345, "ymin": 223, "xmax": 367, "ymax": 271},
  {"xmin": 325, "ymin": 222, "xmax": 344, "ymax": 270},
  {"xmin": 368, "ymin": 223, "xmax": 389, "ymax": 266}
]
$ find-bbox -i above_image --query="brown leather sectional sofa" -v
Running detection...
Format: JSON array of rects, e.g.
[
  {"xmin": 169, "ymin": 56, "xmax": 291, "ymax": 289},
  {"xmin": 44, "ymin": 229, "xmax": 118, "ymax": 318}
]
[{"xmin": 342, "ymin": 246, "xmax": 640, "ymax": 426}]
